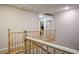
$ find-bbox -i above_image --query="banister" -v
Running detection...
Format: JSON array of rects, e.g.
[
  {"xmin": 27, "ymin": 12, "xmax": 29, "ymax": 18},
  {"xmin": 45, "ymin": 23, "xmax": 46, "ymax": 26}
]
[
  {"xmin": 32, "ymin": 41, "xmax": 51, "ymax": 54},
  {"xmin": 25, "ymin": 37, "xmax": 79, "ymax": 54}
]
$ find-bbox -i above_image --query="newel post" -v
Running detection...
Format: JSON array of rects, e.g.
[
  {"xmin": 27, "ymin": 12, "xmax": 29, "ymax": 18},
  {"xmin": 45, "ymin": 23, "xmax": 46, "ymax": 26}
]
[
  {"xmin": 8, "ymin": 29, "xmax": 10, "ymax": 54},
  {"xmin": 24, "ymin": 30, "xmax": 27, "ymax": 54}
]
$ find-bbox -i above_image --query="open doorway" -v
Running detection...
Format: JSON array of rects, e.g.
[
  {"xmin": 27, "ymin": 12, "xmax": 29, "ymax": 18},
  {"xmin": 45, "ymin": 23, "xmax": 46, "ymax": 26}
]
[
  {"xmin": 39, "ymin": 14, "xmax": 55, "ymax": 41},
  {"xmin": 40, "ymin": 21, "xmax": 44, "ymax": 36}
]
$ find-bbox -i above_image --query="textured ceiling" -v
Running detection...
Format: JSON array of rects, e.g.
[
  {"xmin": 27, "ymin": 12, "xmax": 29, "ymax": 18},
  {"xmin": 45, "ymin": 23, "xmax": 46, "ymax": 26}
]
[{"xmin": 7, "ymin": 4, "xmax": 79, "ymax": 14}]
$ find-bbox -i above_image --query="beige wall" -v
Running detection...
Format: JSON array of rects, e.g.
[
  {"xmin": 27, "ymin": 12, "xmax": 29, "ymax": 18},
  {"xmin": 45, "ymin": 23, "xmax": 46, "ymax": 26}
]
[
  {"xmin": 1, "ymin": 5, "xmax": 79, "ymax": 51},
  {"xmin": 54, "ymin": 8, "xmax": 79, "ymax": 50},
  {"xmin": 0, "ymin": 5, "xmax": 39, "ymax": 49}
]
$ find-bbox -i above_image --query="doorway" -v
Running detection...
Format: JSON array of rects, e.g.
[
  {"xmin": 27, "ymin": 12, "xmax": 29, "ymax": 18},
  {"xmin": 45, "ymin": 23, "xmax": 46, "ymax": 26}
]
[{"xmin": 40, "ymin": 21, "xmax": 44, "ymax": 36}]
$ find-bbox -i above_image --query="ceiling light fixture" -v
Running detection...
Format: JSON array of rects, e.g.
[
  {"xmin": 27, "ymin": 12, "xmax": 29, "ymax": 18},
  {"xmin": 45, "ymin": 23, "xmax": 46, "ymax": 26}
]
[
  {"xmin": 38, "ymin": 14, "xmax": 44, "ymax": 19},
  {"xmin": 65, "ymin": 6, "xmax": 69, "ymax": 10}
]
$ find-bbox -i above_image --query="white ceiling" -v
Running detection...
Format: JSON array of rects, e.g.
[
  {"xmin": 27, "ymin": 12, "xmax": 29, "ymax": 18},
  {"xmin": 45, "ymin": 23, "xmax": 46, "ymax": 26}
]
[{"xmin": 7, "ymin": 4, "xmax": 79, "ymax": 14}]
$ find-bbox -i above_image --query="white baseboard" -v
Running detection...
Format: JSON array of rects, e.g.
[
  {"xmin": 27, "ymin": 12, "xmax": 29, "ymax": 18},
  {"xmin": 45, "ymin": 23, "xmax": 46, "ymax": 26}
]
[
  {"xmin": 0, "ymin": 44, "xmax": 24, "ymax": 54},
  {"xmin": 0, "ymin": 48, "xmax": 8, "ymax": 54}
]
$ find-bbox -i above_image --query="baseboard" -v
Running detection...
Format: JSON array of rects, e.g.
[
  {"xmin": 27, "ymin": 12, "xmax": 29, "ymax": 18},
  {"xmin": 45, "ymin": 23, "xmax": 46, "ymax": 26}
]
[{"xmin": 0, "ymin": 48, "xmax": 8, "ymax": 54}]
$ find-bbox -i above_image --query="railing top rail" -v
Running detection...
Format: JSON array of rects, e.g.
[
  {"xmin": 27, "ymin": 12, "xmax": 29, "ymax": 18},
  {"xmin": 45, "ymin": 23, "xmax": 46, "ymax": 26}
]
[
  {"xmin": 9, "ymin": 30, "xmax": 56, "ymax": 34},
  {"xmin": 26, "ymin": 37, "xmax": 79, "ymax": 54}
]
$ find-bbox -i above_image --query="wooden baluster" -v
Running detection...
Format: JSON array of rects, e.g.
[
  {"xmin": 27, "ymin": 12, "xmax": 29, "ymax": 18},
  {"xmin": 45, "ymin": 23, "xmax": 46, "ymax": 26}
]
[
  {"xmin": 39, "ymin": 45, "xmax": 41, "ymax": 54},
  {"xmin": 38, "ymin": 46, "xmax": 40, "ymax": 54},
  {"xmin": 36, "ymin": 45, "xmax": 39, "ymax": 54},
  {"xmin": 43, "ymin": 46, "xmax": 45, "ymax": 54},
  {"xmin": 15, "ymin": 33, "xmax": 17, "ymax": 53},
  {"xmin": 10, "ymin": 34, "xmax": 12, "ymax": 53},
  {"xmin": 22, "ymin": 33, "xmax": 24, "ymax": 50},
  {"xmin": 36, "ymin": 46, "xmax": 38, "ymax": 54},
  {"xmin": 14, "ymin": 33, "xmax": 17, "ymax": 52},
  {"xmin": 54, "ymin": 48, "xmax": 56, "ymax": 54},
  {"xmin": 47, "ymin": 46, "xmax": 48, "ymax": 54},
  {"xmin": 20, "ymin": 33, "xmax": 22, "ymax": 51},
  {"xmin": 38, "ymin": 44, "xmax": 40, "ymax": 54},
  {"xmin": 20, "ymin": 33, "xmax": 21, "ymax": 51},
  {"xmin": 40, "ymin": 34, "xmax": 43, "ymax": 54},
  {"xmin": 20, "ymin": 33, "xmax": 23, "ymax": 51},
  {"xmin": 42, "ymin": 45, "xmax": 45, "ymax": 54},
  {"xmin": 41, "ymin": 45, "xmax": 43, "ymax": 54},
  {"xmin": 62, "ymin": 51, "xmax": 65, "ymax": 54},
  {"xmin": 17, "ymin": 33, "xmax": 20, "ymax": 51},
  {"xmin": 29, "ymin": 40, "xmax": 31, "ymax": 54},
  {"xmin": 35, "ymin": 45, "xmax": 37, "ymax": 54},
  {"xmin": 21, "ymin": 33, "xmax": 23, "ymax": 51},
  {"xmin": 54, "ymin": 30, "xmax": 56, "ymax": 41},
  {"xmin": 13, "ymin": 33, "xmax": 14, "ymax": 53},
  {"xmin": 31, "ymin": 32, "xmax": 35, "ymax": 54},
  {"xmin": 30, "ymin": 42, "xmax": 32, "ymax": 54},
  {"xmin": 24, "ymin": 31, "xmax": 26, "ymax": 53},
  {"xmin": 16, "ymin": 33, "xmax": 19, "ymax": 52},
  {"xmin": 8, "ymin": 29, "xmax": 11, "ymax": 54},
  {"xmin": 11, "ymin": 32, "xmax": 13, "ymax": 53},
  {"xmin": 13, "ymin": 33, "xmax": 15, "ymax": 53},
  {"xmin": 24, "ymin": 31, "xmax": 27, "ymax": 54},
  {"xmin": 32, "ymin": 42, "xmax": 34, "ymax": 54},
  {"xmin": 18, "ymin": 33, "xmax": 20, "ymax": 52}
]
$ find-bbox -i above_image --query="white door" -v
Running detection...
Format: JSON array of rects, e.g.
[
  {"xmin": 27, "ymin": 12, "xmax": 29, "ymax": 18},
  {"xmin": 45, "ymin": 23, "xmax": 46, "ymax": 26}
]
[
  {"xmin": 46, "ymin": 20, "xmax": 52, "ymax": 31},
  {"xmin": 46, "ymin": 20, "xmax": 54, "ymax": 41},
  {"xmin": 46, "ymin": 20, "xmax": 52, "ymax": 37}
]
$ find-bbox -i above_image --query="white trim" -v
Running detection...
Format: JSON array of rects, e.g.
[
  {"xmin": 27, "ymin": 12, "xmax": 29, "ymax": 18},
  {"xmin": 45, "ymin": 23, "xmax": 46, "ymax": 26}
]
[
  {"xmin": 26, "ymin": 37, "xmax": 79, "ymax": 54},
  {"xmin": 0, "ymin": 48, "xmax": 8, "ymax": 51},
  {"xmin": 0, "ymin": 48, "xmax": 8, "ymax": 54}
]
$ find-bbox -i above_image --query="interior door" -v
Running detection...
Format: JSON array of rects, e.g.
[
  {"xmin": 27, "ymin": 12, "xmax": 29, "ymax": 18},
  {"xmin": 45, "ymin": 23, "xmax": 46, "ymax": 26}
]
[{"xmin": 46, "ymin": 20, "xmax": 52, "ymax": 41}]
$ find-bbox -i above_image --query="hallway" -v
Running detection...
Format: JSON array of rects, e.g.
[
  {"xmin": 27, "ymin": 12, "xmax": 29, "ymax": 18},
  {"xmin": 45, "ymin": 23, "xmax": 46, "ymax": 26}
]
[{"xmin": 0, "ymin": 4, "xmax": 79, "ymax": 54}]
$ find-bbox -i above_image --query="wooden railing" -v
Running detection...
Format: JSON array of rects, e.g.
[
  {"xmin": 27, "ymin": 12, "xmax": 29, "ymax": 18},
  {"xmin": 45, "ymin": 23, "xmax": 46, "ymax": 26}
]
[
  {"xmin": 8, "ymin": 29, "xmax": 79, "ymax": 54},
  {"xmin": 24, "ymin": 37, "xmax": 79, "ymax": 54},
  {"xmin": 8, "ymin": 29, "xmax": 56, "ymax": 54},
  {"xmin": 8, "ymin": 29, "xmax": 25, "ymax": 54}
]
